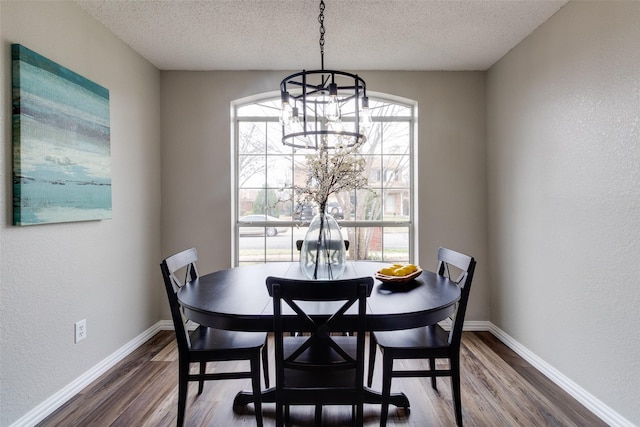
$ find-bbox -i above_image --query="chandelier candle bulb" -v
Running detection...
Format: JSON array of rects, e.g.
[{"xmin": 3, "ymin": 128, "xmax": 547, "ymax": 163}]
[
  {"xmin": 279, "ymin": 93, "xmax": 292, "ymax": 126},
  {"xmin": 360, "ymin": 96, "xmax": 372, "ymax": 130}
]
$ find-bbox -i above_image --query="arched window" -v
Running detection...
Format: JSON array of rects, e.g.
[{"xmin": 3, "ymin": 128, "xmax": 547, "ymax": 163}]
[{"xmin": 232, "ymin": 93, "xmax": 416, "ymax": 266}]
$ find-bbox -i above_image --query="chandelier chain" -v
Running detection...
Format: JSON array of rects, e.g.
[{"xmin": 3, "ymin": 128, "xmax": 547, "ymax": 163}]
[
  {"xmin": 318, "ymin": 0, "xmax": 325, "ymax": 69},
  {"xmin": 279, "ymin": 0, "xmax": 368, "ymax": 149}
]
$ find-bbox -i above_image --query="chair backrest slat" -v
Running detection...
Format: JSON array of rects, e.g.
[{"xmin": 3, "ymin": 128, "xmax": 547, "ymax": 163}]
[
  {"xmin": 436, "ymin": 247, "xmax": 476, "ymax": 348},
  {"xmin": 160, "ymin": 247, "xmax": 200, "ymax": 352}
]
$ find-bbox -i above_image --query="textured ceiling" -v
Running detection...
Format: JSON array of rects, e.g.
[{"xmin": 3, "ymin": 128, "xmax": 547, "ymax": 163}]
[{"xmin": 75, "ymin": 0, "xmax": 567, "ymax": 71}]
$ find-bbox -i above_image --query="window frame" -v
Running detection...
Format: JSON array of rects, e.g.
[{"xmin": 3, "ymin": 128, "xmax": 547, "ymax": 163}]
[{"xmin": 231, "ymin": 92, "xmax": 418, "ymax": 266}]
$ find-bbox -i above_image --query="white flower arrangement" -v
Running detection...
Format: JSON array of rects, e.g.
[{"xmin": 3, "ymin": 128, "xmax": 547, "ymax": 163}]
[{"xmin": 293, "ymin": 143, "xmax": 369, "ymax": 215}]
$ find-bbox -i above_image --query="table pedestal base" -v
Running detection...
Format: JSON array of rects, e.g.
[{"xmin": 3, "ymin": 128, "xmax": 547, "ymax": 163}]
[{"xmin": 233, "ymin": 386, "xmax": 410, "ymax": 409}]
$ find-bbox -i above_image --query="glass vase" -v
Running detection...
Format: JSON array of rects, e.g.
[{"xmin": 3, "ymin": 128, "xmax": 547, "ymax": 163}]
[{"xmin": 299, "ymin": 212, "xmax": 346, "ymax": 280}]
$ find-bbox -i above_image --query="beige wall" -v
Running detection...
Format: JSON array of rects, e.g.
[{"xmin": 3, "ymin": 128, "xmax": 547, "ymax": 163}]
[
  {"xmin": 487, "ymin": 1, "xmax": 640, "ymax": 424},
  {"xmin": 6, "ymin": 0, "xmax": 637, "ymax": 425},
  {"xmin": 0, "ymin": 2, "xmax": 161, "ymax": 425},
  {"xmin": 23, "ymin": 0, "xmax": 640, "ymax": 425},
  {"xmin": 160, "ymin": 70, "xmax": 488, "ymax": 322}
]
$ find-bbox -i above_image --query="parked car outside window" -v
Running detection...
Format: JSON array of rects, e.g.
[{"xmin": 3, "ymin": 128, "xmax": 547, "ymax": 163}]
[
  {"xmin": 293, "ymin": 202, "xmax": 344, "ymax": 220},
  {"xmin": 293, "ymin": 204, "xmax": 315, "ymax": 221},
  {"xmin": 327, "ymin": 201, "xmax": 344, "ymax": 219},
  {"xmin": 239, "ymin": 214, "xmax": 288, "ymax": 237}
]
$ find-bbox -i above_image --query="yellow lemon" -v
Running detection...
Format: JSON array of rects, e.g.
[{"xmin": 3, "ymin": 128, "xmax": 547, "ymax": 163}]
[
  {"xmin": 378, "ymin": 267, "xmax": 396, "ymax": 276},
  {"xmin": 393, "ymin": 266, "xmax": 410, "ymax": 276},
  {"xmin": 380, "ymin": 263, "xmax": 419, "ymax": 277}
]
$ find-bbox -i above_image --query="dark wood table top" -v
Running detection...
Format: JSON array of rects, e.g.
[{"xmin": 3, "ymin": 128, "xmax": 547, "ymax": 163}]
[{"xmin": 178, "ymin": 261, "xmax": 461, "ymax": 332}]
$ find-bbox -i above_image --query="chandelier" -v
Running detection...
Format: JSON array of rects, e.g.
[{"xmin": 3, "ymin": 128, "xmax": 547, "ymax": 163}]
[{"xmin": 279, "ymin": 0, "xmax": 371, "ymax": 150}]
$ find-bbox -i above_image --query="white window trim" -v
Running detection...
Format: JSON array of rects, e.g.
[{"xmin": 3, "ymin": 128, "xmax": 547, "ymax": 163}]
[{"xmin": 231, "ymin": 91, "xmax": 418, "ymax": 266}]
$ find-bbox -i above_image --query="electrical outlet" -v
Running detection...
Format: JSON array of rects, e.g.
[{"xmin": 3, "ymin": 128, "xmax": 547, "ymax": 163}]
[{"xmin": 75, "ymin": 319, "xmax": 87, "ymax": 343}]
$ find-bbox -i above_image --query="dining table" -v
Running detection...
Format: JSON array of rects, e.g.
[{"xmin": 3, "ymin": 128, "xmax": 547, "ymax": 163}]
[{"xmin": 177, "ymin": 261, "xmax": 461, "ymax": 410}]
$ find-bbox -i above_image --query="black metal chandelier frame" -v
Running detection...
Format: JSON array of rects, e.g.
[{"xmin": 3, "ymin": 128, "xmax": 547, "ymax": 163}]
[{"xmin": 279, "ymin": 0, "xmax": 370, "ymax": 150}]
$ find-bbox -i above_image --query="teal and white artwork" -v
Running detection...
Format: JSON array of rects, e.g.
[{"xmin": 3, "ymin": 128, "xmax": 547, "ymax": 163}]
[{"xmin": 12, "ymin": 44, "xmax": 111, "ymax": 225}]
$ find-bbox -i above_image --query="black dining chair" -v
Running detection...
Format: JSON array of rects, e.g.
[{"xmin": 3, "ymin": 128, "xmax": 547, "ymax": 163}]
[
  {"xmin": 266, "ymin": 275, "xmax": 374, "ymax": 427},
  {"xmin": 160, "ymin": 247, "xmax": 269, "ymax": 427},
  {"xmin": 367, "ymin": 247, "xmax": 476, "ymax": 426}
]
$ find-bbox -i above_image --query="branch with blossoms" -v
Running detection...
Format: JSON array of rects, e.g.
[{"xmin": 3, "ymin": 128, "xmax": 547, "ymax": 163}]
[{"xmin": 293, "ymin": 145, "xmax": 369, "ymax": 215}]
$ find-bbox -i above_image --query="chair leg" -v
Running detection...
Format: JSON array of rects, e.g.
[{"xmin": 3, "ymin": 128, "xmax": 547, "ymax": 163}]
[
  {"xmin": 275, "ymin": 402, "xmax": 284, "ymax": 427},
  {"xmin": 355, "ymin": 402, "xmax": 364, "ymax": 427},
  {"xmin": 367, "ymin": 333, "xmax": 377, "ymax": 387},
  {"xmin": 380, "ymin": 352, "xmax": 394, "ymax": 427},
  {"xmin": 250, "ymin": 355, "xmax": 264, "ymax": 427},
  {"xmin": 177, "ymin": 360, "xmax": 189, "ymax": 427},
  {"xmin": 428, "ymin": 357, "xmax": 437, "ymax": 390},
  {"xmin": 262, "ymin": 338, "xmax": 270, "ymax": 388},
  {"xmin": 314, "ymin": 405, "xmax": 322, "ymax": 427},
  {"xmin": 450, "ymin": 356, "xmax": 463, "ymax": 426},
  {"xmin": 197, "ymin": 362, "xmax": 206, "ymax": 395}
]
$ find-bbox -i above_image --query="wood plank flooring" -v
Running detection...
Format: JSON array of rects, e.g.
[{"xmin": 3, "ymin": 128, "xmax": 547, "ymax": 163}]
[{"xmin": 37, "ymin": 331, "xmax": 606, "ymax": 426}]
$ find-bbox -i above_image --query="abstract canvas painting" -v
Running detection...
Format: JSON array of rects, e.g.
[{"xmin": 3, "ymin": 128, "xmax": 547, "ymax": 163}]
[{"xmin": 12, "ymin": 44, "xmax": 111, "ymax": 225}]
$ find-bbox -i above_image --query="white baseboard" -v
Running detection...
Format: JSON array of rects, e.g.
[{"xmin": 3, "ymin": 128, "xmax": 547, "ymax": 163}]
[
  {"xmin": 10, "ymin": 319, "xmax": 634, "ymax": 427},
  {"xmin": 438, "ymin": 319, "xmax": 490, "ymax": 331},
  {"xmin": 487, "ymin": 323, "xmax": 634, "ymax": 427},
  {"xmin": 9, "ymin": 321, "xmax": 172, "ymax": 427},
  {"xmin": 461, "ymin": 320, "xmax": 491, "ymax": 331}
]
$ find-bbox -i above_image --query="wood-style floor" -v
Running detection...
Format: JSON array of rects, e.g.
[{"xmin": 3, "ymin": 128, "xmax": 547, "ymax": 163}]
[{"xmin": 38, "ymin": 331, "xmax": 606, "ymax": 426}]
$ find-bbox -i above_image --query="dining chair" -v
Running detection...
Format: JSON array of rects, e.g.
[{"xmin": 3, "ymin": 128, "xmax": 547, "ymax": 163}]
[
  {"xmin": 160, "ymin": 247, "xmax": 268, "ymax": 427},
  {"xmin": 367, "ymin": 247, "xmax": 476, "ymax": 426},
  {"xmin": 266, "ymin": 275, "xmax": 374, "ymax": 427}
]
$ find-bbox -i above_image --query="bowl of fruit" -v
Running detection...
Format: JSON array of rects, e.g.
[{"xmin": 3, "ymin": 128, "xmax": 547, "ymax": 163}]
[{"xmin": 375, "ymin": 263, "xmax": 423, "ymax": 284}]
